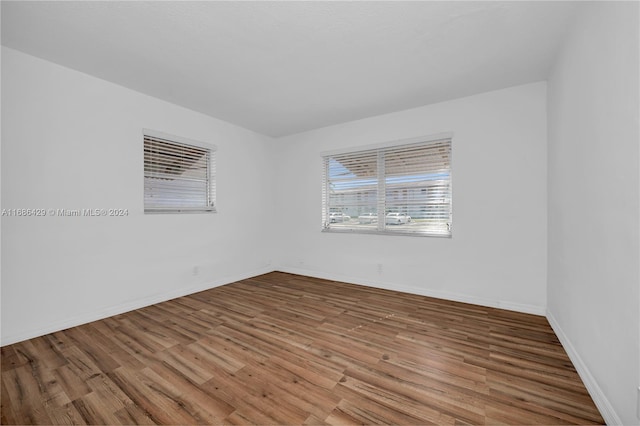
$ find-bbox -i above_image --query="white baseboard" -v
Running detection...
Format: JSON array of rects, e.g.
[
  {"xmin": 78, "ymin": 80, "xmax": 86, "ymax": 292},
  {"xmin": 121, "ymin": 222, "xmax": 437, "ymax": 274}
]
[
  {"xmin": 277, "ymin": 266, "xmax": 546, "ymax": 316},
  {"xmin": 546, "ymin": 311, "xmax": 621, "ymax": 425},
  {"xmin": 3, "ymin": 266, "xmax": 619, "ymax": 424},
  {"xmin": 1, "ymin": 266, "xmax": 275, "ymax": 347},
  {"xmin": 2, "ymin": 265, "xmax": 546, "ymax": 345}
]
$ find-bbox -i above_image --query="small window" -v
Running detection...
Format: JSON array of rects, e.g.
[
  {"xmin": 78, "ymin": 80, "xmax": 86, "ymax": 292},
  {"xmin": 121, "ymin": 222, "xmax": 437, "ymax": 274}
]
[
  {"xmin": 322, "ymin": 136, "xmax": 451, "ymax": 237},
  {"xmin": 144, "ymin": 131, "xmax": 216, "ymax": 213}
]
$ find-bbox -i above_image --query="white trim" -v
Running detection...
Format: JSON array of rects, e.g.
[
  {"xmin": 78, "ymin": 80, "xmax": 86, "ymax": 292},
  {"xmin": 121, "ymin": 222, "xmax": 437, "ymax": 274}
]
[
  {"xmin": 546, "ymin": 310, "xmax": 621, "ymax": 426},
  {"xmin": 320, "ymin": 131, "xmax": 453, "ymax": 157},
  {"xmin": 4, "ymin": 266, "xmax": 614, "ymax": 424},
  {"xmin": 277, "ymin": 266, "xmax": 546, "ymax": 316},
  {"xmin": 0, "ymin": 266, "xmax": 274, "ymax": 347},
  {"xmin": 1, "ymin": 266, "xmax": 546, "ymax": 344},
  {"xmin": 142, "ymin": 128, "xmax": 217, "ymax": 151}
]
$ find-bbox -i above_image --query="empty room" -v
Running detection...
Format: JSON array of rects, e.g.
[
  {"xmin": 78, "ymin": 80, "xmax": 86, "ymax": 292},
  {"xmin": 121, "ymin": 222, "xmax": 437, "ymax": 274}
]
[{"xmin": 1, "ymin": 1, "xmax": 638, "ymax": 425}]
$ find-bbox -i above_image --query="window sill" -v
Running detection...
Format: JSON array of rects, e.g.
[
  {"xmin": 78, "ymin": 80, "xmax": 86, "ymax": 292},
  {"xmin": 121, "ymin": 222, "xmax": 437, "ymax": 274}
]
[
  {"xmin": 321, "ymin": 228, "xmax": 451, "ymax": 238},
  {"xmin": 144, "ymin": 208, "xmax": 217, "ymax": 214}
]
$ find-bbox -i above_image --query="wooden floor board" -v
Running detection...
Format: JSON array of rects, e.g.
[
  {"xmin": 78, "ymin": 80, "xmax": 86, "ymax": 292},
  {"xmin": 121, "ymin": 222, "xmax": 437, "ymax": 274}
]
[{"xmin": 1, "ymin": 272, "xmax": 604, "ymax": 425}]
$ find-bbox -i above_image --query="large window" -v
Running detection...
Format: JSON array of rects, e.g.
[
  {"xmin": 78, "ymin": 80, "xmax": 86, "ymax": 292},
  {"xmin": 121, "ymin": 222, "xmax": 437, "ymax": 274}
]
[
  {"xmin": 322, "ymin": 136, "xmax": 451, "ymax": 236},
  {"xmin": 144, "ymin": 131, "xmax": 216, "ymax": 213}
]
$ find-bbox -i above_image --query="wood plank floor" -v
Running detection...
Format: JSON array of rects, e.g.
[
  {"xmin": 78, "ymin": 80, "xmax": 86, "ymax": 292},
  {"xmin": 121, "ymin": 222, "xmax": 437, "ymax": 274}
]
[{"xmin": 1, "ymin": 272, "xmax": 603, "ymax": 425}]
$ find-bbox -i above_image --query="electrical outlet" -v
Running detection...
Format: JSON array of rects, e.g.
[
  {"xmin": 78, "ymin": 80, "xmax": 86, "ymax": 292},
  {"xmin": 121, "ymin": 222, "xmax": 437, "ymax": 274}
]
[
  {"xmin": 377, "ymin": 263, "xmax": 383, "ymax": 274},
  {"xmin": 192, "ymin": 266, "xmax": 199, "ymax": 276}
]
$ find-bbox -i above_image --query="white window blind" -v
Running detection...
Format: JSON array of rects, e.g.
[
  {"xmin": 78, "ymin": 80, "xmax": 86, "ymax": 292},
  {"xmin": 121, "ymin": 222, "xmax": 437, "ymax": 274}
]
[
  {"xmin": 322, "ymin": 137, "xmax": 451, "ymax": 236},
  {"xmin": 144, "ymin": 133, "xmax": 216, "ymax": 213}
]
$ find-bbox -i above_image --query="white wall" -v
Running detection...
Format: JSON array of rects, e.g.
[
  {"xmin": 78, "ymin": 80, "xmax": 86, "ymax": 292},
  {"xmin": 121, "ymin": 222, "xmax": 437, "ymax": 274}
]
[
  {"xmin": 547, "ymin": 2, "xmax": 639, "ymax": 425},
  {"xmin": 273, "ymin": 82, "xmax": 548, "ymax": 315},
  {"xmin": 1, "ymin": 47, "xmax": 275, "ymax": 345}
]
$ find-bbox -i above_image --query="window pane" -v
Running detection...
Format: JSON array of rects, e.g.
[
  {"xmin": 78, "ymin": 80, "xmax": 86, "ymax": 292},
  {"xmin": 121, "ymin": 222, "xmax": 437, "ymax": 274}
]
[
  {"xmin": 324, "ymin": 152, "xmax": 379, "ymax": 230},
  {"xmin": 384, "ymin": 140, "xmax": 451, "ymax": 235},
  {"xmin": 323, "ymin": 137, "xmax": 451, "ymax": 236},
  {"xmin": 144, "ymin": 135, "xmax": 216, "ymax": 213}
]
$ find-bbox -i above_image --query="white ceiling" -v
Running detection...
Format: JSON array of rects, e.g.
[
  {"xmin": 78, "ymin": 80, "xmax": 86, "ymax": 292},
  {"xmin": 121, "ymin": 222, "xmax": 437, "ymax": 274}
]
[{"xmin": 1, "ymin": 1, "xmax": 582, "ymax": 137}]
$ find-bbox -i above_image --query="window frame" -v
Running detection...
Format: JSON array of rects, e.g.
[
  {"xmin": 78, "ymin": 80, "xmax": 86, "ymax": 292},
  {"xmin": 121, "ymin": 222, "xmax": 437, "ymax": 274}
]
[
  {"xmin": 143, "ymin": 129, "xmax": 217, "ymax": 214},
  {"xmin": 321, "ymin": 133, "xmax": 452, "ymax": 238}
]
